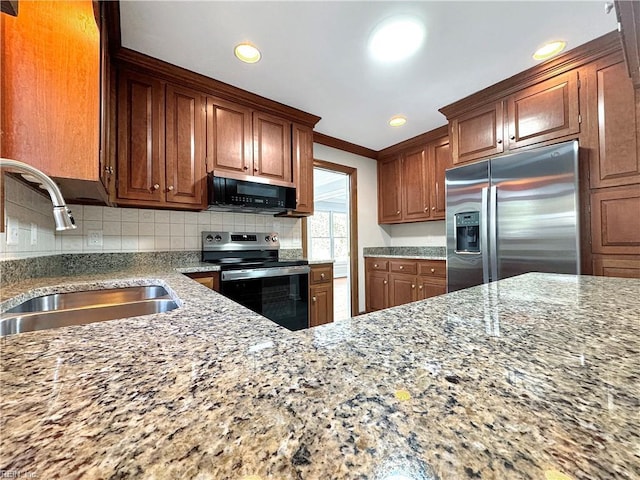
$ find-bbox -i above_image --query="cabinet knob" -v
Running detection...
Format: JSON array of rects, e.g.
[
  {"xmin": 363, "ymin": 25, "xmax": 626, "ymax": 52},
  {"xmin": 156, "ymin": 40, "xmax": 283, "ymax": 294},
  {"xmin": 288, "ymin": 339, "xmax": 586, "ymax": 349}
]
[
  {"xmin": 411, "ymin": 284, "xmax": 415, "ymax": 289},
  {"xmin": 497, "ymin": 139, "xmax": 503, "ymax": 144},
  {"xmin": 383, "ymin": 280, "xmax": 388, "ymax": 285},
  {"xmin": 431, "ymin": 268, "xmax": 435, "ymax": 273},
  {"xmin": 374, "ymin": 264, "xmax": 378, "ymax": 268},
  {"xmin": 152, "ymin": 184, "xmax": 160, "ymax": 190},
  {"xmin": 424, "ymin": 207, "xmax": 428, "ymax": 212},
  {"xmin": 396, "ymin": 210, "xmax": 400, "ymax": 215},
  {"xmin": 419, "ymin": 285, "xmax": 423, "ymax": 289},
  {"xmin": 510, "ymin": 135, "xmax": 516, "ymax": 140},
  {"xmin": 167, "ymin": 185, "xmax": 174, "ymax": 191},
  {"xmin": 254, "ymin": 167, "xmax": 259, "ymax": 172},
  {"xmin": 431, "ymin": 207, "xmax": 436, "ymax": 211},
  {"xmin": 243, "ymin": 165, "xmax": 249, "ymax": 170},
  {"xmin": 312, "ymin": 296, "xmax": 317, "ymax": 302},
  {"xmin": 320, "ymin": 273, "xmax": 325, "ymax": 279},
  {"xmin": 399, "ymin": 265, "xmax": 404, "ymax": 270}
]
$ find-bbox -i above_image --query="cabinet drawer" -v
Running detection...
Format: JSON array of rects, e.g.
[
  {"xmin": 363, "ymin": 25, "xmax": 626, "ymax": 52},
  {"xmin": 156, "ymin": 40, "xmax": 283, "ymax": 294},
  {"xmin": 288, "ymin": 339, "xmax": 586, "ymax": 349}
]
[
  {"xmin": 418, "ymin": 260, "xmax": 446, "ymax": 278},
  {"xmin": 366, "ymin": 258, "xmax": 389, "ymax": 271},
  {"xmin": 390, "ymin": 260, "xmax": 417, "ymax": 275},
  {"xmin": 310, "ymin": 264, "xmax": 333, "ymax": 284}
]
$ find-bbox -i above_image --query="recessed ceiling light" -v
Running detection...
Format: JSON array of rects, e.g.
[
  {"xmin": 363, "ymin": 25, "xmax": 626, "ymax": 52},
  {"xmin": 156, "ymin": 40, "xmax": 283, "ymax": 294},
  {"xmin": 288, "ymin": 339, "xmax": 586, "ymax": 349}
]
[
  {"xmin": 234, "ymin": 43, "xmax": 261, "ymax": 64},
  {"xmin": 369, "ymin": 15, "xmax": 426, "ymax": 62},
  {"xmin": 389, "ymin": 115, "xmax": 407, "ymax": 127},
  {"xmin": 533, "ymin": 40, "xmax": 566, "ymax": 61}
]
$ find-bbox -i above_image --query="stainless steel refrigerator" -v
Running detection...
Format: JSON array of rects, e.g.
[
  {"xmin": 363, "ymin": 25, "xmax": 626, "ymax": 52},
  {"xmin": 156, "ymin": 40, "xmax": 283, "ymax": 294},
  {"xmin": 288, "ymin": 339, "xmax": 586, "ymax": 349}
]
[{"xmin": 445, "ymin": 140, "xmax": 580, "ymax": 292}]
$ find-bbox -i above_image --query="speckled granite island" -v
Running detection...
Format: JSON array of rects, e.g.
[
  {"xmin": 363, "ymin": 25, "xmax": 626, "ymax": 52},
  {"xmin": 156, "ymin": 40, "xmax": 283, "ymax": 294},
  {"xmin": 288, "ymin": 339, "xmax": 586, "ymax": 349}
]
[{"xmin": 1, "ymin": 268, "xmax": 639, "ymax": 480}]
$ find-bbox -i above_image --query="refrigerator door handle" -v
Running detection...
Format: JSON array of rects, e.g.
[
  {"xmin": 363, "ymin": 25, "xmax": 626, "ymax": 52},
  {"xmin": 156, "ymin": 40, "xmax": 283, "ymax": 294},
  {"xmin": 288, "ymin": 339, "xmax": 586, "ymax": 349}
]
[
  {"xmin": 489, "ymin": 185, "xmax": 498, "ymax": 281},
  {"xmin": 481, "ymin": 187, "xmax": 490, "ymax": 284}
]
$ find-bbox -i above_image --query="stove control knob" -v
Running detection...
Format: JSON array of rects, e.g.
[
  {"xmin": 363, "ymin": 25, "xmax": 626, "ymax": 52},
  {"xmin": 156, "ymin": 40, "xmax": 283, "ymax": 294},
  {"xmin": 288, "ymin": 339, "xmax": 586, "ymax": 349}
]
[
  {"xmin": 205, "ymin": 235, "xmax": 214, "ymax": 243},
  {"xmin": 271, "ymin": 235, "xmax": 278, "ymax": 243},
  {"xmin": 214, "ymin": 235, "xmax": 222, "ymax": 242},
  {"xmin": 265, "ymin": 235, "xmax": 271, "ymax": 242}
]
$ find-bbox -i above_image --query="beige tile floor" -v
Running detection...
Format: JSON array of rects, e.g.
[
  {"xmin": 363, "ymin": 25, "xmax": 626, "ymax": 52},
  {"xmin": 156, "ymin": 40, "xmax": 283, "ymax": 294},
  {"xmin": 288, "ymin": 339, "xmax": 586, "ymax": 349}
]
[{"xmin": 333, "ymin": 276, "xmax": 350, "ymax": 320}]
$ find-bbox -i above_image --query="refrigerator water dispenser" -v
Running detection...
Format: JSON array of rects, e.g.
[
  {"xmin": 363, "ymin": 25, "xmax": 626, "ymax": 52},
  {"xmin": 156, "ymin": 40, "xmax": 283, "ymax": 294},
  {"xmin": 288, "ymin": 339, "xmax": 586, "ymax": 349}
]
[{"xmin": 455, "ymin": 212, "xmax": 480, "ymax": 253}]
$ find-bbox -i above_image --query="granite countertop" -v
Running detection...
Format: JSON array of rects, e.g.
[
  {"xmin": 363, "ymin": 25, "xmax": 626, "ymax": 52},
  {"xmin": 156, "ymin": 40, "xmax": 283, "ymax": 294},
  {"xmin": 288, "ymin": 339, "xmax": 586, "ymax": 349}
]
[
  {"xmin": 1, "ymin": 270, "xmax": 639, "ymax": 480},
  {"xmin": 363, "ymin": 246, "xmax": 447, "ymax": 261}
]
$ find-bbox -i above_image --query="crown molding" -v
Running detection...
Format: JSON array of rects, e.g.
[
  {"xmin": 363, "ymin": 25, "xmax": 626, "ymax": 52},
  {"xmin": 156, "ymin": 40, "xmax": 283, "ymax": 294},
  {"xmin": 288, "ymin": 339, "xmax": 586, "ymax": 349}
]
[
  {"xmin": 377, "ymin": 125, "xmax": 449, "ymax": 159},
  {"xmin": 313, "ymin": 132, "xmax": 378, "ymax": 159}
]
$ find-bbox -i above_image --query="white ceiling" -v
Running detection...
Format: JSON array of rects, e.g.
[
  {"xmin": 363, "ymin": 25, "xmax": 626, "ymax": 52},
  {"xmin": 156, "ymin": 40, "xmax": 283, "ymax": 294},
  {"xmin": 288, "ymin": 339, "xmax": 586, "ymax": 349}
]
[{"xmin": 120, "ymin": 1, "xmax": 618, "ymax": 152}]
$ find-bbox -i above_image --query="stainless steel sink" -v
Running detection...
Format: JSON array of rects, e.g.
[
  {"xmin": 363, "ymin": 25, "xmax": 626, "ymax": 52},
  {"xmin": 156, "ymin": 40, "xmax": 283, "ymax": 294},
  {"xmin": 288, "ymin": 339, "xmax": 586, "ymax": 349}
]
[{"xmin": 1, "ymin": 286, "xmax": 179, "ymax": 336}]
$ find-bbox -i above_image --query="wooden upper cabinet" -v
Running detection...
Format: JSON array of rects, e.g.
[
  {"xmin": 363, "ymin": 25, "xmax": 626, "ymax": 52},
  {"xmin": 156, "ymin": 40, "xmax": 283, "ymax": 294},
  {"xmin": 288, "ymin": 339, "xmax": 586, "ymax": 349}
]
[
  {"xmin": 253, "ymin": 112, "xmax": 292, "ymax": 182},
  {"xmin": 451, "ymin": 101, "xmax": 504, "ymax": 164},
  {"xmin": 116, "ymin": 69, "xmax": 164, "ymax": 203},
  {"xmin": 402, "ymin": 146, "xmax": 430, "ymax": 221},
  {"xmin": 165, "ymin": 84, "xmax": 206, "ymax": 207},
  {"xmin": 205, "ymin": 97, "xmax": 252, "ymax": 174},
  {"xmin": 378, "ymin": 155, "xmax": 402, "ymax": 223},
  {"xmin": 428, "ymin": 135, "xmax": 451, "ymax": 220},
  {"xmin": 1, "ymin": 0, "xmax": 103, "ymax": 198},
  {"xmin": 507, "ymin": 71, "xmax": 580, "ymax": 150},
  {"xmin": 585, "ymin": 58, "xmax": 640, "ymax": 188},
  {"xmin": 291, "ymin": 123, "xmax": 314, "ymax": 214}
]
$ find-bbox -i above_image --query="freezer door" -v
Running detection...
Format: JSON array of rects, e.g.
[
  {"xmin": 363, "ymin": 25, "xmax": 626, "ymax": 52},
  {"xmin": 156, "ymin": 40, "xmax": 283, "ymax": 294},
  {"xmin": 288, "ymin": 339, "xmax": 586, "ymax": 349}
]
[
  {"xmin": 446, "ymin": 160, "xmax": 489, "ymax": 292},
  {"xmin": 490, "ymin": 140, "xmax": 580, "ymax": 280}
]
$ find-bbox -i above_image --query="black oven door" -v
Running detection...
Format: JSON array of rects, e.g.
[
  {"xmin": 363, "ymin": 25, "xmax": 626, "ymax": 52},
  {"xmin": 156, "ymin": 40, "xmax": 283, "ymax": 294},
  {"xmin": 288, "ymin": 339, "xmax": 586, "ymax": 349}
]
[{"xmin": 220, "ymin": 266, "xmax": 309, "ymax": 331}]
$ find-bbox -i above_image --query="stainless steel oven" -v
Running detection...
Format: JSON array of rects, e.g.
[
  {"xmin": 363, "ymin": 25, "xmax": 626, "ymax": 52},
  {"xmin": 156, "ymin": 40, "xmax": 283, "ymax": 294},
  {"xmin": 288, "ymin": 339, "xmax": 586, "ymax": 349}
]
[{"xmin": 202, "ymin": 232, "xmax": 309, "ymax": 331}]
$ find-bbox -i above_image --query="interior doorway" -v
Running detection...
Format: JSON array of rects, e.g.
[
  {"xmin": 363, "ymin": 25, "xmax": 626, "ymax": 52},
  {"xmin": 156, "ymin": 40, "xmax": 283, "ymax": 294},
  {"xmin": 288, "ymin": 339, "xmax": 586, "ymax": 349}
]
[{"xmin": 304, "ymin": 160, "xmax": 358, "ymax": 320}]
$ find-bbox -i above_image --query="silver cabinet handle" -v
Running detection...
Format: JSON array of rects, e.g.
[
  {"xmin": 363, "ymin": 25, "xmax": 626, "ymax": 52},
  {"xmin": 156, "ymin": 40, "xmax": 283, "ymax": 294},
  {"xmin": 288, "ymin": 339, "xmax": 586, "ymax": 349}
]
[
  {"xmin": 167, "ymin": 185, "xmax": 174, "ymax": 191},
  {"xmin": 396, "ymin": 210, "xmax": 400, "ymax": 215},
  {"xmin": 411, "ymin": 284, "xmax": 415, "ymax": 289},
  {"xmin": 320, "ymin": 273, "xmax": 325, "ymax": 279},
  {"xmin": 374, "ymin": 264, "xmax": 378, "ymax": 268},
  {"xmin": 399, "ymin": 265, "xmax": 404, "ymax": 270},
  {"xmin": 383, "ymin": 280, "xmax": 388, "ymax": 285},
  {"xmin": 152, "ymin": 184, "xmax": 160, "ymax": 190},
  {"xmin": 418, "ymin": 285, "xmax": 423, "ymax": 289},
  {"xmin": 430, "ymin": 268, "xmax": 435, "ymax": 273},
  {"xmin": 431, "ymin": 206, "xmax": 436, "ymax": 211},
  {"xmin": 424, "ymin": 207, "xmax": 428, "ymax": 212},
  {"xmin": 312, "ymin": 296, "xmax": 317, "ymax": 302}
]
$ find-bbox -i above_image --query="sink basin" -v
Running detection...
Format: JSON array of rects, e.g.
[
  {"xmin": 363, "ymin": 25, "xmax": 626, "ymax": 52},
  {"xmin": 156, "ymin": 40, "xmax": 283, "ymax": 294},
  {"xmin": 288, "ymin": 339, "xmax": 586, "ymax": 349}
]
[{"xmin": 1, "ymin": 286, "xmax": 179, "ymax": 336}]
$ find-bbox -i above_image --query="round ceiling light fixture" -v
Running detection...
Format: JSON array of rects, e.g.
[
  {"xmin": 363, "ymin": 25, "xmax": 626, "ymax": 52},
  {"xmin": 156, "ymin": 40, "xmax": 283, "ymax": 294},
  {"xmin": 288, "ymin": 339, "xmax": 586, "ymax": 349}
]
[
  {"xmin": 532, "ymin": 40, "xmax": 566, "ymax": 61},
  {"xmin": 389, "ymin": 115, "xmax": 407, "ymax": 127},
  {"xmin": 369, "ymin": 15, "xmax": 426, "ymax": 62},
  {"xmin": 234, "ymin": 43, "xmax": 261, "ymax": 64}
]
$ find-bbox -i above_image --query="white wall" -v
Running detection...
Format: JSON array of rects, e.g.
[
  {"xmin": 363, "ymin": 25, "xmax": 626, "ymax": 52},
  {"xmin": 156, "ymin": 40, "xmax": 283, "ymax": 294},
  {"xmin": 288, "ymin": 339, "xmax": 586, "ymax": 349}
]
[
  {"xmin": 313, "ymin": 143, "xmax": 389, "ymax": 313},
  {"xmin": 0, "ymin": 176, "xmax": 301, "ymax": 261},
  {"xmin": 388, "ymin": 221, "xmax": 446, "ymax": 246}
]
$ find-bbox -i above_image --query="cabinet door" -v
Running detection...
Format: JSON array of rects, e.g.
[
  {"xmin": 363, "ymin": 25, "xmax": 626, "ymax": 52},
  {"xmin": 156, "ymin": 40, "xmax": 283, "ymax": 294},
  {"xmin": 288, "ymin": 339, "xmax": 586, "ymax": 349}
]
[
  {"xmin": 117, "ymin": 69, "xmax": 164, "ymax": 202},
  {"xmin": 451, "ymin": 101, "xmax": 504, "ymax": 164},
  {"xmin": 428, "ymin": 135, "xmax": 451, "ymax": 220},
  {"xmin": 389, "ymin": 274, "xmax": 417, "ymax": 307},
  {"xmin": 402, "ymin": 146, "xmax": 430, "ymax": 221},
  {"xmin": 253, "ymin": 112, "xmax": 292, "ymax": 182},
  {"xmin": 507, "ymin": 71, "xmax": 580, "ymax": 150},
  {"xmin": 366, "ymin": 271, "xmax": 389, "ymax": 312},
  {"xmin": 292, "ymin": 123, "xmax": 314, "ymax": 214},
  {"xmin": 591, "ymin": 185, "xmax": 640, "ymax": 255},
  {"xmin": 205, "ymin": 97, "xmax": 253, "ymax": 174},
  {"xmin": 417, "ymin": 278, "xmax": 446, "ymax": 300},
  {"xmin": 165, "ymin": 84, "xmax": 206, "ymax": 207},
  {"xmin": 378, "ymin": 155, "xmax": 402, "ymax": 223},
  {"xmin": 310, "ymin": 283, "xmax": 333, "ymax": 327},
  {"xmin": 592, "ymin": 256, "xmax": 640, "ymax": 279},
  {"xmin": 586, "ymin": 59, "xmax": 640, "ymax": 188}
]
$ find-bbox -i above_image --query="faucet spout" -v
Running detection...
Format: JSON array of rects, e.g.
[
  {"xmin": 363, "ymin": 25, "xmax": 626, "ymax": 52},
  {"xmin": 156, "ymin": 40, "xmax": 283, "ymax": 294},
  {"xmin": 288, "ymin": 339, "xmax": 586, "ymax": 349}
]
[{"xmin": 0, "ymin": 158, "xmax": 77, "ymax": 231}]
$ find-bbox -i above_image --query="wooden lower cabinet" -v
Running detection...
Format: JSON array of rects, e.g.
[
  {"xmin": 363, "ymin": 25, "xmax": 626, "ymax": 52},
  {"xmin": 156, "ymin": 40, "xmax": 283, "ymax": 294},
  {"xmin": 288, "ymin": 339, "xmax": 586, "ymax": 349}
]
[
  {"xmin": 365, "ymin": 257, "xmax": 446, "ymax": 312},
  {"xmin": 309, "ymin": 263, "xmax": 334, "ymax": 327},
  {"xmin": 184, "ymin": 271, "xmax": 221, "ymax": 291},
  {"xmin": 590, "ymin": 185, "xmax": 640, "ymax": 255}
]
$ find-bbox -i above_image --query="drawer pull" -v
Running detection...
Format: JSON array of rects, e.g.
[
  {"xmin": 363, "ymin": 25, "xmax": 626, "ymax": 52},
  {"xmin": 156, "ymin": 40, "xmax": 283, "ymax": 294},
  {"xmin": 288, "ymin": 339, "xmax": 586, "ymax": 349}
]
[
  {"xmin": 419, "ymin": 285, "xmax": 423, "ymax": 289},
  {"xmin": 383, "ymin": 280, "xmax": 388, "ymax": 285},
  {"xmin": 411, "ymin": 284, "xmax": 415, "ymax": 289},
  {"xmin": 320, "ymin": 273, "xmax": 326, "ymax": 279},
  {"xmin": 152, "ymin": 184, "xmax": 160, "ymax": 190},
  {"xmin": 399, "ymin": 265, "xmax": 404, "ymax": 270},
  {"xmin": 312, "ymin": 296, "xmax": 317, "ymax": 302},
  {"xmin": 430, "ymin": 268, "xmax": 435, "ymax": 273},
  {"xmin": 396, "ymin": 210, "xmax": 400, "ymax": 215},
  {"xmin": 374, "ymin": 263, "xmax": 378, "ymax": 268}
]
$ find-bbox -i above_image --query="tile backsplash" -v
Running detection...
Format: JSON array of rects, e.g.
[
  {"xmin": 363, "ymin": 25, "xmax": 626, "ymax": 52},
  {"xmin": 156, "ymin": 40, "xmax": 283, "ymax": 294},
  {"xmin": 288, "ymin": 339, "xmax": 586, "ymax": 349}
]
[{"xmin": 1, "ymin": 176, "xmax": 301, "ymax": 260}]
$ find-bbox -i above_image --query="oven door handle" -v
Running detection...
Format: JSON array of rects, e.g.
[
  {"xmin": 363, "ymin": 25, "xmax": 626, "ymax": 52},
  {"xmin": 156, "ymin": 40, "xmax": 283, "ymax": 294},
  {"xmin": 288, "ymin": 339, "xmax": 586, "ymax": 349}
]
[{"xmin": 221, "ymin": 265, "xmax": 310, "ymax": 282}]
